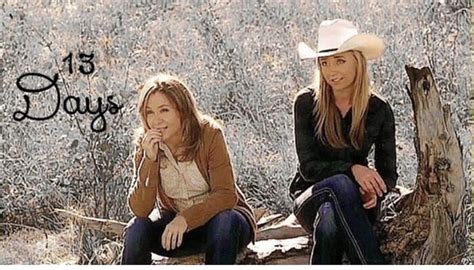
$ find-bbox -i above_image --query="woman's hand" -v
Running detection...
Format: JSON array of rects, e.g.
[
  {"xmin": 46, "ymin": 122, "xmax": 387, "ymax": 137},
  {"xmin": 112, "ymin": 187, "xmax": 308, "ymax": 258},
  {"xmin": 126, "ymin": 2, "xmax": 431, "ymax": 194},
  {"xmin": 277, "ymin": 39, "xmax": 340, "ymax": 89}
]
[
  {"xmin": 351, "ymin": 164, "xmax": 387, "ymax": 197},
  {"xmin": 142, "ymin": 129, "xmax": 162, "ymax": 161},
  {"xmin": 161, "ymin": 215, "xmax": 188, "ymax": 251},
  {"xmin": 359, "ymin": 187, "xmax": 377, "ymax": 209}
]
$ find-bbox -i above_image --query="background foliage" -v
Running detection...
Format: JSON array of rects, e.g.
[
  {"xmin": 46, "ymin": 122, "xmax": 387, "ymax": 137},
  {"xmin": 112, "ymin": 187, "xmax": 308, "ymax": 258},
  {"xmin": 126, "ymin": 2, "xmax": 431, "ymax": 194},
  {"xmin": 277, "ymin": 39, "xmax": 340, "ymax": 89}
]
[{"xmin": 1, "ymin": 0, "xmax": 471, "ymax": 264}]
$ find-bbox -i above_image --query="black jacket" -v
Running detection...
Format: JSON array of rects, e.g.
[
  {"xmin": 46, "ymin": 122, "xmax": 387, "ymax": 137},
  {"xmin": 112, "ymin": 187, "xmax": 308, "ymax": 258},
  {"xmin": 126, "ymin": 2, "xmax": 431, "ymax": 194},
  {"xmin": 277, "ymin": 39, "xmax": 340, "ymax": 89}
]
[{"xmin": 289, "ymin": 87, "xmax": 398, "ymax": 200}]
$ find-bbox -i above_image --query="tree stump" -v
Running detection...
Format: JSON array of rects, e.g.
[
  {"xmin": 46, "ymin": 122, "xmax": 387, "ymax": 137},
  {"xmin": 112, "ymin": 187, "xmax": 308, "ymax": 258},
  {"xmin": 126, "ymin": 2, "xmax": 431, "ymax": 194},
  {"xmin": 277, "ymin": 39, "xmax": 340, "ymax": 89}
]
[{"xmin": 375, "ymin": 65, "xmax": 469, "ymax": 264}]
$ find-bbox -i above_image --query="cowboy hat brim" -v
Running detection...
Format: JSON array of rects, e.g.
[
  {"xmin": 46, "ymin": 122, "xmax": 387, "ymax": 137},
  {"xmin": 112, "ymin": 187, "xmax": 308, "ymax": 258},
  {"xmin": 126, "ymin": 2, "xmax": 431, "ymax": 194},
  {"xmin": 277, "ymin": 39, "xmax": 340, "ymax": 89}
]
[{"xmin": 298, "ymin": 33, "xmax": 385, "ymax": 60}]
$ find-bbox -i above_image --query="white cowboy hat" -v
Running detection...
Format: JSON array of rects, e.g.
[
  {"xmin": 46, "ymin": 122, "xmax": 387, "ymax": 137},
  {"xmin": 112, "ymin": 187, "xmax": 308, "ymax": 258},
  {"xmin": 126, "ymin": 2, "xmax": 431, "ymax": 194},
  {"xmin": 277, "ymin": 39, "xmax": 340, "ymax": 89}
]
[{"xmin": 298, "ymin": 19, "xmax": 384, "ymax": 60}]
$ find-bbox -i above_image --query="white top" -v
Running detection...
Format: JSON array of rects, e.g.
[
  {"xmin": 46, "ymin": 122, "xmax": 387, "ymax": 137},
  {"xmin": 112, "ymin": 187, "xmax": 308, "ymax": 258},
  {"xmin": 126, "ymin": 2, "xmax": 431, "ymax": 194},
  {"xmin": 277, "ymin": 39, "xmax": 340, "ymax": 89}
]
[{"xmin": 158, "ymin": 142, "xmax": 210, "ymax": 212}]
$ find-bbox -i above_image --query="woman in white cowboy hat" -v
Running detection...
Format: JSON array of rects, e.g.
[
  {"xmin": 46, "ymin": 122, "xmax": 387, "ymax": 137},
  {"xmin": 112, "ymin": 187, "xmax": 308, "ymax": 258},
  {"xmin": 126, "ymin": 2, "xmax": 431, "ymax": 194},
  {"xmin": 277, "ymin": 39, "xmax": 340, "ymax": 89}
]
[{"xmin": 290, "ymin": 19, "xmax": 398, "ymax": 264}]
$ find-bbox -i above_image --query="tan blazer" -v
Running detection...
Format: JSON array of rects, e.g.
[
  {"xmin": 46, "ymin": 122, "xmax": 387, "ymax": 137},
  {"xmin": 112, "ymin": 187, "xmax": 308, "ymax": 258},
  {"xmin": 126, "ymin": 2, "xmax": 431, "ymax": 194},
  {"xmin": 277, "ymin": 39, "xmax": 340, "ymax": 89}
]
[{"xmin": 127, "ymin": 120, "xmax": 257, "ymax": 241}]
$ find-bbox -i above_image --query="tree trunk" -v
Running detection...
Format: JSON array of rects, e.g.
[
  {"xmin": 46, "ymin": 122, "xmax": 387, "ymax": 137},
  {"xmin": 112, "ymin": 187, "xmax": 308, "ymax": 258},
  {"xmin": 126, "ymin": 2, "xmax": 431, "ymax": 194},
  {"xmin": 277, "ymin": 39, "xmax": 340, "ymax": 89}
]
[{"xmin": 375, "ymin": 65, "xmax": 469, "ymax": 264}]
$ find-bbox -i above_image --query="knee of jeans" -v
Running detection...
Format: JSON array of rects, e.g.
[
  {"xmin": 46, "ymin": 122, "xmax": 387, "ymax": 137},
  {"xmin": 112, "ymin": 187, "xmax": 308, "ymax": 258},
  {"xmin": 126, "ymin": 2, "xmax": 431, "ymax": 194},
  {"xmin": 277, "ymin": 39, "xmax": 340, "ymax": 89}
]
[
  {"xmin": 208, "ymin": 210, "xmax": 242, "ymax": 236},
  {"xmin": 314, "ymin": 202, "xmax": 338, "ymax": 240},
  {"xmin": 327, "ymin": 174, "xmax": 359, "ymax": 199},
  {"xmin": 123, "ymin": 217, "xmax": 152, "ymax": 242}
]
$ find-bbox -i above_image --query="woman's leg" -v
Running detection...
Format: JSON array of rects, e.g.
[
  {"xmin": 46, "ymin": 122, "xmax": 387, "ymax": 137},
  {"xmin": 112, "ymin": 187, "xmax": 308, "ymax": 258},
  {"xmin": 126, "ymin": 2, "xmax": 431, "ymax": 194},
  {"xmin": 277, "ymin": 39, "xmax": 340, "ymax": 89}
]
[
  {"xmin": 121, "ymin": 210, "xmax": 175, "ymax": 264},
  {"xmin": 204, "ymin": 209, "xmax": 252, "ymax": 264},
  {"xmin": 294, "ymin": 174, "xmax": 385, "ymax": 264},
  {"xmin": 122, "ymin": 209, "xmax": 252, "ymax": 265},
  {"xmin": 311, "ymin": 202, "xmax": 344, "ymax": 264}
]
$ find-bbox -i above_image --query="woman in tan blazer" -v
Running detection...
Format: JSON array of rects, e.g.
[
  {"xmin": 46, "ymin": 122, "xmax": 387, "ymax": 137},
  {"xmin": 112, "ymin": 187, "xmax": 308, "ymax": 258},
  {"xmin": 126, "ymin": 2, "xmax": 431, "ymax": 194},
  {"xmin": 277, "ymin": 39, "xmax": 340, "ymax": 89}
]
[{"xmin": 121, "ymin": 74, "xmax": 256, "ymax": 265}]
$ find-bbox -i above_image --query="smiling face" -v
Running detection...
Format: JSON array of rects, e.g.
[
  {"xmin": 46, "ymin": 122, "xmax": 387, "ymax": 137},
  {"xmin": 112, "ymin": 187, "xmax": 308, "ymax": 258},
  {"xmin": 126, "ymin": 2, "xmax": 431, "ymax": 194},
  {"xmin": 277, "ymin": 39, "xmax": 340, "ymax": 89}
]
[
  {"xmin": 145, "ymin": 91, "xmax": 183, "ymax": 146},
  {"xmin": 319, "ymin": 51, "xmax": 357, "ymax": 93}
]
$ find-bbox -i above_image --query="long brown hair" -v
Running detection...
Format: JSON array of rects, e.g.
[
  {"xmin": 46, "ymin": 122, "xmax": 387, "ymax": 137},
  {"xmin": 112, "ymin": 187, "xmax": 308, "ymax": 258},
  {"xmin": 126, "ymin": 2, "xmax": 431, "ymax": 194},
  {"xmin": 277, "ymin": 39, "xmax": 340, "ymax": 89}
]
[
  {"xmin": 134, "ymin": 73, "xmax": 203, "ymax": 161},
  {"xmin": 313, "ymin": 50, "xmax": 378, "ymax": 150}
]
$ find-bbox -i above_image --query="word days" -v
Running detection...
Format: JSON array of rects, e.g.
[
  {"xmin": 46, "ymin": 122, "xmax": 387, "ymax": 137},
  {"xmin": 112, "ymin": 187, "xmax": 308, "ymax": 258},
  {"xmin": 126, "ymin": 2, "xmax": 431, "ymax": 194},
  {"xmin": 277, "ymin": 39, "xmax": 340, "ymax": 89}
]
[{"xmin": 13, "ymin": 52, "xmax": 123, "ymax": 132}]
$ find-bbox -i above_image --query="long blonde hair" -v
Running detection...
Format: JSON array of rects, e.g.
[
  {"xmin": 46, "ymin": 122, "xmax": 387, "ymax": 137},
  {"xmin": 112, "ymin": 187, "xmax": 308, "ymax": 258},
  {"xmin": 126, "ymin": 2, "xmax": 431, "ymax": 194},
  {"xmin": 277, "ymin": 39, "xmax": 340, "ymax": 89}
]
[
  {"xmin": 313, "ymin": 50, "xmax": 376, "ymax": 150},
  {"xmin": 134, "ymin": 73, "xmax": 203, "ymax": 161}
]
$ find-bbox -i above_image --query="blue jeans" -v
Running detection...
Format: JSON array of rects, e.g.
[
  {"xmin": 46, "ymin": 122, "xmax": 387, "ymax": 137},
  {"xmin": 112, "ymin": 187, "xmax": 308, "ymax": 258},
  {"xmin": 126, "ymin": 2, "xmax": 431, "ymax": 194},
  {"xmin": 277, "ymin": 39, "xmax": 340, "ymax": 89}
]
[
  {"xmin": 293, "ymin": 174, "xmax": 385, "ymax": 264},
  {"xmin": 121, "ymin": 209, "xmax": 252, "ymax": 265}
]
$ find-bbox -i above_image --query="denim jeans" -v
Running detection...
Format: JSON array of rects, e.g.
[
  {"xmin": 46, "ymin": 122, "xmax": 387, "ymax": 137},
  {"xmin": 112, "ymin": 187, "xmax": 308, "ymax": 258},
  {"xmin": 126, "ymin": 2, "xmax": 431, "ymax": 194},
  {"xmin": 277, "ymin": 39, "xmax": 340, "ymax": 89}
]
[
  {"xmin": 121, "ymin": 209, "xmax": 251, "ymax": 265},
  {"xmin": 293, "ymin": 174, "xmax": 385, "ymax": 264}
]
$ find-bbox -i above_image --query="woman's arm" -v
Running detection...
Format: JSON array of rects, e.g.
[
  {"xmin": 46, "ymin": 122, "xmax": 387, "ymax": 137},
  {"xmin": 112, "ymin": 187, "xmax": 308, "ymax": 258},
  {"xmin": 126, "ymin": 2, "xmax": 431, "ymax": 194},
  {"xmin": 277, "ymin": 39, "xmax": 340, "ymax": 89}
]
[
  {"xmin": 294, "ymin": 90, "xmax": 355, "ymax": 182},
  {"xmin": 127, "ymin": 148, "xmax": 160, "ymax": 218},
  {"xmin": 374, "ymin": 102, "xmax": 398, "ymax": 190},
  {"xmin": 177, "ymin": 128, "xmax": 237, "ymax": 231}
]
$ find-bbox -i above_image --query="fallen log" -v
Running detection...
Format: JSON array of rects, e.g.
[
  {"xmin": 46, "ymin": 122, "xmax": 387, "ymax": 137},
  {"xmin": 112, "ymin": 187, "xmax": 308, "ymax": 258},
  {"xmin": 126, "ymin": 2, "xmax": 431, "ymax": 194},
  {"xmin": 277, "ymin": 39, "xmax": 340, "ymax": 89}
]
[
  {"xmin": 257, "ymin": 213, "xmax": 306, "ymax": 241},
  {"xmin": 55, "ymin": 208, "xmax": 126, "ymax": 236},
  {"xmin": 163, "ymin": 236, "xmax": 311, "ymax": 265},
  {"xmin": 55, "ymin": 208, "xmax": 311, "ymax": 264},
  {"xmin": 54, "ymin": 208, "xmax": 307, "ymax": 241},
  {"xmin": 257, "ymin": 213, "xmax": 283, "ymax": 228}
]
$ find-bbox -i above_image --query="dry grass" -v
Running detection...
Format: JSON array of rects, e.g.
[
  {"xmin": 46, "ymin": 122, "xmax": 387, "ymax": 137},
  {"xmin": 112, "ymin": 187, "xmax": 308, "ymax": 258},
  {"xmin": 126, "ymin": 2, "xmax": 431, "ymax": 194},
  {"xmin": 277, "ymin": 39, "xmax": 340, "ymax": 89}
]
[{"xmin": 0, "ymin": 226, "xmax": 79, "ymax": 264}]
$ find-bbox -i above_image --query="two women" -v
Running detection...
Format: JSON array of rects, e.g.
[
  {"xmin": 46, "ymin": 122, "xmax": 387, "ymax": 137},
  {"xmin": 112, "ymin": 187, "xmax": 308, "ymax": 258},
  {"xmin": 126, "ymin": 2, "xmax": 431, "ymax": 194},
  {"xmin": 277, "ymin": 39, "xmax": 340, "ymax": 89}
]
[
  {"xmin": 121, "ymin": 74, "xmax": 256, "ymax": 264},
  {"xmin": 122, "ymin": 18, "xmax": 397, "ymax": 265},
  {"xmin": 291, "ymin": 19, "xmax": 398, "ymax": 264}
]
